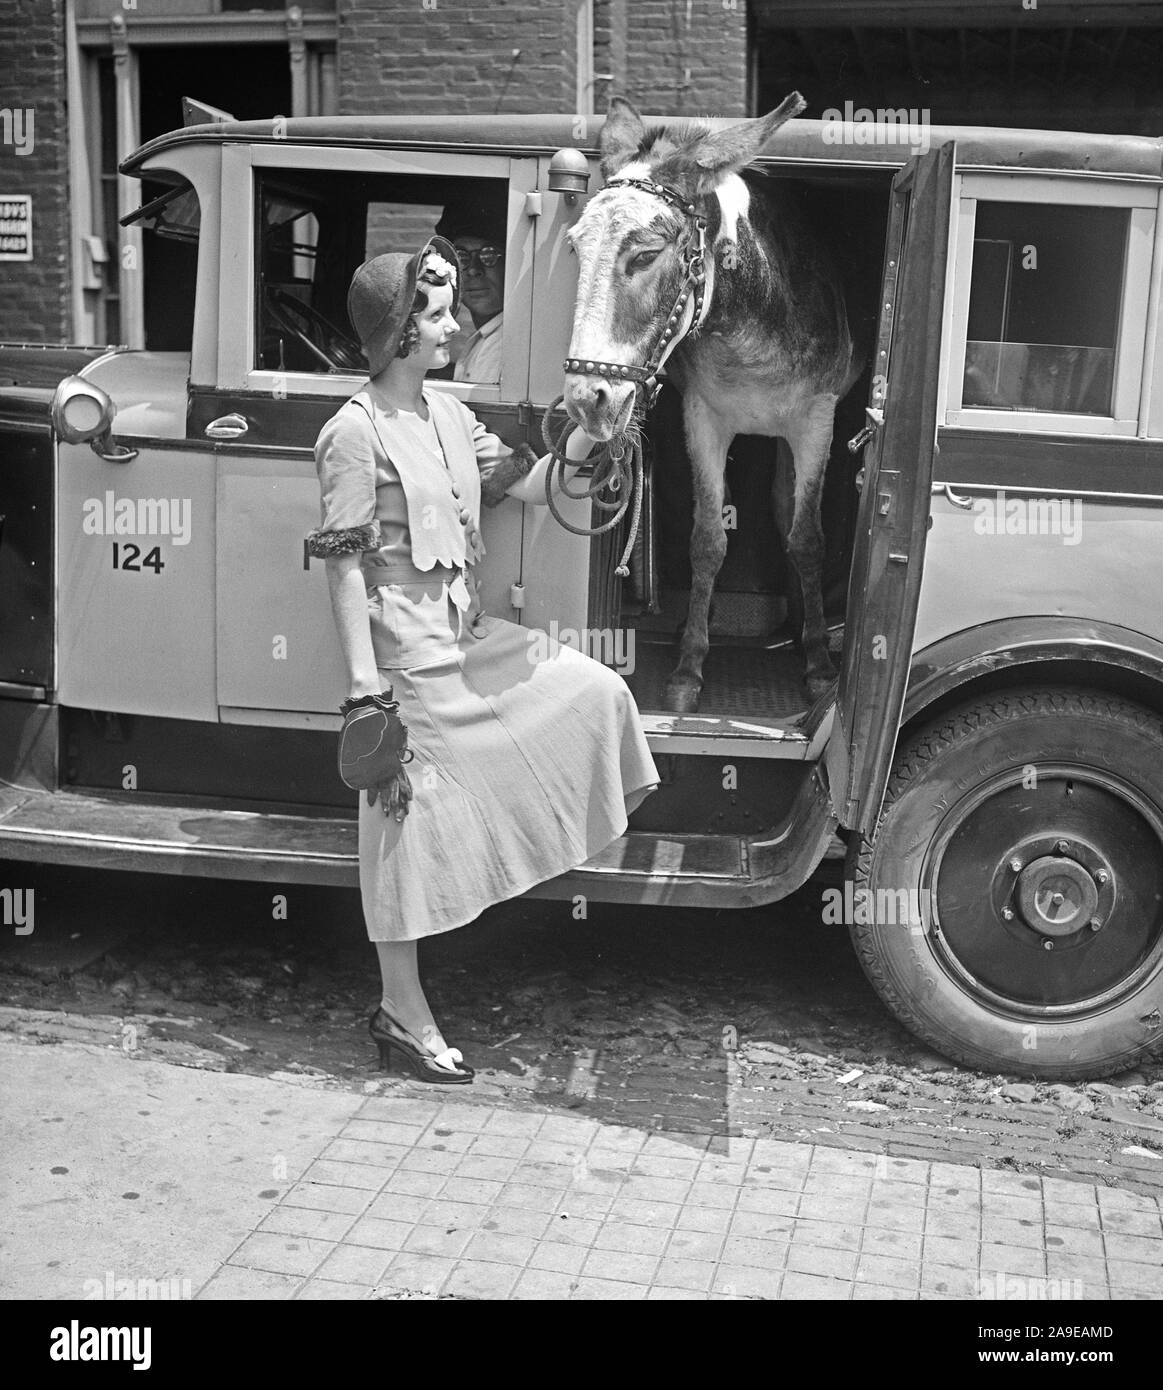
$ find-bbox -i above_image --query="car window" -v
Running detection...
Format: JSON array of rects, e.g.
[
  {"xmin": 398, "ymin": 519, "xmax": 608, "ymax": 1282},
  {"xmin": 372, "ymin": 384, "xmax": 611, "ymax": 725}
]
[
  {"xmin": 254, "ymin": 170, "xmax": 507, "ymax": 376},
  {"xmin": 124, "ymin": 179, "xmax": 201, "ymax": 351},
  {"xmin": 961, "ymin": 202, "xmax": 1127, "ymax": 416}
]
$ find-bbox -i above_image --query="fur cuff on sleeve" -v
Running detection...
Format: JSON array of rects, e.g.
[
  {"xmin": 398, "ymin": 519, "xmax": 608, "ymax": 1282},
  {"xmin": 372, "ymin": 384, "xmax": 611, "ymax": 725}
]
[
  {"xmin": 480, "ymin": 443, "xmax": 539, "ymax": 508},
  {"xmin": 306, "ymin": 523, "xmax": 381, "ymax": 558}
]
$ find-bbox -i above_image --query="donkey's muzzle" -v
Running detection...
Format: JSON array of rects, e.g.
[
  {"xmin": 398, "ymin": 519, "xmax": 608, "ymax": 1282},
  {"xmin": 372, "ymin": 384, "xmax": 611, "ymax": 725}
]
[{"xmin": 563, "ymin": 373, "xmax": 637, "ymax": 442}]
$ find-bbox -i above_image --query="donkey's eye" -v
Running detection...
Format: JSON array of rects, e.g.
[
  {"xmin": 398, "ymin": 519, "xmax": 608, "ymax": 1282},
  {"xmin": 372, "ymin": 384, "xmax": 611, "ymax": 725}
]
[{"xmin": 629, "ymin": 248, "xmax": 662, "ymax": 272}]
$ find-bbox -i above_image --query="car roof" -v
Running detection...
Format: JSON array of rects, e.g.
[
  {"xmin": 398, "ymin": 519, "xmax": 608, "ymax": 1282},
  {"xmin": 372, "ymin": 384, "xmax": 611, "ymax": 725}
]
[{"xmin": 121, "ymin": 114, "xmax": 1163, "ymax": 181}]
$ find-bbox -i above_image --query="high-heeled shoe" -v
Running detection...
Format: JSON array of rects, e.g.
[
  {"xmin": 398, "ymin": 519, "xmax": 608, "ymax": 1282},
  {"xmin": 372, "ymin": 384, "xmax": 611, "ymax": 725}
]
[{"xmin": 368, "ymin": 1006, "xmax": 474, "ymax": 1084}]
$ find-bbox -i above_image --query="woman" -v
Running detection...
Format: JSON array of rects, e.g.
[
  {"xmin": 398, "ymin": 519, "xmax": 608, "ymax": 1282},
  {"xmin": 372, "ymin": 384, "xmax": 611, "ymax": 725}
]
[{"xmin": 308, "ymin": 236, "xmax": 659, "ymax": 1084}]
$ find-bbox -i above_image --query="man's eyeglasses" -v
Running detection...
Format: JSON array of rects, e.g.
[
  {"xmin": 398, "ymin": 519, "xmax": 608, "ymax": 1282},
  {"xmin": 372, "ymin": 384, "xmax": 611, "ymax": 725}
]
[{"xmin": 454, "ymin": 245, "xmax": 503, "ymax": 271}]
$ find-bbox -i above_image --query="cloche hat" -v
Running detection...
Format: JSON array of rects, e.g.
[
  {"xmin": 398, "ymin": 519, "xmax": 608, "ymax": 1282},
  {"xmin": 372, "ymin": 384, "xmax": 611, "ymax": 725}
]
[{"xmin": 347, "ymin": 234, "xmax": 460, "ymax": 377}]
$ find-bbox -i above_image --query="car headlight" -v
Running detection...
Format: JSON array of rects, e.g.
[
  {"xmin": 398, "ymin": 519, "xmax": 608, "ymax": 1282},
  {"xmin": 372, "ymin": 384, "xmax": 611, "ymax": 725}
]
[{"xmin": 51, "ymin": 376, "xmax": 116, "ymax": 444}]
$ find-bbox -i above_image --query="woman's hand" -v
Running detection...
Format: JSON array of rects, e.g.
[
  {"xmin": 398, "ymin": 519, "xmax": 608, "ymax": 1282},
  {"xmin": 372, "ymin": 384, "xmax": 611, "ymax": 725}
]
[
  {"xmin": 563, "ymin": 424, "xmax": 597, "ymax": 462},
  {"xmin": 501, "ymin": 423, "xmax": 597, "ymax": 505},
  {"xmin": 338, "ymin": 691, "xmax": 414, "ymax": 822}
]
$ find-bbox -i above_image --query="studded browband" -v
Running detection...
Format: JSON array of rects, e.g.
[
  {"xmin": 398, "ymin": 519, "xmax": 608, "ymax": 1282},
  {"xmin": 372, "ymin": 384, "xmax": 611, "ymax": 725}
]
[{"xmin": 563, "ymin": 176, "xmax": 710, "ymax": 392}]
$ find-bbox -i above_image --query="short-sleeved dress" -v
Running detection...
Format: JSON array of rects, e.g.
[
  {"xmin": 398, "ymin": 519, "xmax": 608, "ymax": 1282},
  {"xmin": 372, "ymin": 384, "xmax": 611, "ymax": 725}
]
[{"xmin": 309, "ymin": 381, "xmax": 659, "ymax": 941}]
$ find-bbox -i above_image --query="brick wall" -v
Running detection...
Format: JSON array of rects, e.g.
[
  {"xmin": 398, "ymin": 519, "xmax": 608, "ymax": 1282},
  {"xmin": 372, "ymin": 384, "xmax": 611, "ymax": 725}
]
[
  {"xmin": 338, "ymin": 0, "xmax": 579, "ymax": 116},
  {"xmin": 0, "ymin": 0, "xmax": 69, "ymax": 342},
  {"xmin": 614, "ymin": 0, "xmax": 749, "ymax": 118},
  {"xmin": 338, "ymin": 1, "xmax": 749, "ymax": 121}
]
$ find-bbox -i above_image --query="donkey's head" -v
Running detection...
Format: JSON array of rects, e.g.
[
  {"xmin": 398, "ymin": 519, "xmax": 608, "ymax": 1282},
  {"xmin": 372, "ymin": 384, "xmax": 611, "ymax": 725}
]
[{"xmin": 563, "ymin": 92, "xmax": 806, "ymax": 439}]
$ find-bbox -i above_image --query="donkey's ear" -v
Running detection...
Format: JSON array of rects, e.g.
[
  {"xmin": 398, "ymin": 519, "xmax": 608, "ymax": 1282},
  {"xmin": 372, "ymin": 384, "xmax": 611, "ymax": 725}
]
[
  {"xmin": 600, "ymin": 97, "xmax": 647, "ymax": 179},
  {"xmin": 681, "ymin": 91, "xmax": 807, "ymax": 192}
]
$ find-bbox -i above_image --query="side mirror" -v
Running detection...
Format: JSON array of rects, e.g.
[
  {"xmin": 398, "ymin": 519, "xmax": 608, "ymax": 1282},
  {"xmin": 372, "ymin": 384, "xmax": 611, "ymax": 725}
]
[
  {"xmin": 548, "ymin": 148, "xmax": 590, "ymax": 205},
  {"xmin": 51, "ymin": 376, "xmax": 138, "ymax": 463}
]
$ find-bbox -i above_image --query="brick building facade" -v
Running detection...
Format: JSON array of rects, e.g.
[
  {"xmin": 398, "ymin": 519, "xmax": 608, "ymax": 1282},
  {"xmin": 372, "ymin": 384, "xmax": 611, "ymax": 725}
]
[
  {"xmin": 336, "ymin": 0, "xmax": 747, "ymax": 121},
  {"xmin": 604, "ymin": 0, "xmax": 749, "ymax": 117},
  {"xmin": 0, "ymin": 0, "xmax": 749, "ymax": 346},
  {"xmin": 2, "ymin": 1, "xmax": 1160, "ymax": 346},
  {"xmin": 0, "ymin": 0, "xmax": 71, "ymax": 343}
]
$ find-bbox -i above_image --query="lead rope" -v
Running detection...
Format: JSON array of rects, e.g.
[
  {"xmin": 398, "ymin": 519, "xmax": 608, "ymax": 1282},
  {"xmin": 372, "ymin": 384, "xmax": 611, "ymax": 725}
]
[{"xmin": 541, "ymin": 398, "xmax": 645, "ymax": 578}]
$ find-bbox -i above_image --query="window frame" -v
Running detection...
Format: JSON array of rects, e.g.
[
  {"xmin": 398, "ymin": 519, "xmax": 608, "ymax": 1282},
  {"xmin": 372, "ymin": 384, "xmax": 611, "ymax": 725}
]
[
  {"xmin": 218, "ymin": 142, "xmax": 536, "ymax": 405},
  {"xmin": 943, "ymin": 172, "xmax": 1158, "ymax": 438}
]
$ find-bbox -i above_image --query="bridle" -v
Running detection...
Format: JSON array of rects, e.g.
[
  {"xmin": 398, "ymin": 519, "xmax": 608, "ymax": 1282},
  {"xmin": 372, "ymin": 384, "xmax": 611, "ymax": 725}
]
[
  {"xmin": 561, "ymin": 176, "xmax": 711, "ymax": 408},
  {"xmin": 544, "ymin": 176, "xmax": 714, "ymax": 577}
]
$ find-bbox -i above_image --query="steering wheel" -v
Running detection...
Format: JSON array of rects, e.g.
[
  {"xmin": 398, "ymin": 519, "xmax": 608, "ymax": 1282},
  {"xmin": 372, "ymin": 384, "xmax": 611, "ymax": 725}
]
[{"xmin": 264, "ymin": 285, "xmax": 367, "ymax": 373}]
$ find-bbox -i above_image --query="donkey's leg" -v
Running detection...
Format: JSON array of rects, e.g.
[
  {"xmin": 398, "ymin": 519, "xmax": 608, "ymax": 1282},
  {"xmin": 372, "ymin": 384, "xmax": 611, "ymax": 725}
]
[
  {"xmin": 768, "ymin": 438, "xmax": 798, "ymax": 637},
  {"xmin": 665, "ymin": 396, "xmax": 732, "ymax": 715},
  {"xmin": 783, "ymin": 396, "xmax": 837, "ymax": 700}
]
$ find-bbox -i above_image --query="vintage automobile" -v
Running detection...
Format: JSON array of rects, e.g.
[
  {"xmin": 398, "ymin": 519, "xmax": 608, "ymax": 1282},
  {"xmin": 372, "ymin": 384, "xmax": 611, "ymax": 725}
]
[{"xmin": 2, "ymin": 110, "xmax": 1163, "ymax": 1082}]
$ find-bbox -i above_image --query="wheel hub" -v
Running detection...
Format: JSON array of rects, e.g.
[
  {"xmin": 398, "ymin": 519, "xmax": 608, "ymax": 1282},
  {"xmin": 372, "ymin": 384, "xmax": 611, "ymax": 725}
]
[
  {"xmin": 995, "ymin": 834, "xmax": 1115, "ymax": 945},
  {"xmin": 928, "ymin": 770, "xmax": 1163, "ymax": 1011},
  {"xmin": 1016, "ymin": 854, "xmax": 1101, "ymax": 938}
]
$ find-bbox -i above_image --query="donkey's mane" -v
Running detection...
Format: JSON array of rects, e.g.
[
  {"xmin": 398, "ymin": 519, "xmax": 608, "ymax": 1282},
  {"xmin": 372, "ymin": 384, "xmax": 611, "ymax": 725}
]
[{"xmin": 630, "ymin": 118, "xmax": 716, "ymax": 168}]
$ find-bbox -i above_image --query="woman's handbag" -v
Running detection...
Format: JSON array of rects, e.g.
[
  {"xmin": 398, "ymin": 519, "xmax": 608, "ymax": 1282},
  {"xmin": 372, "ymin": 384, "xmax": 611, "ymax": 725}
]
[{"xmin": 338, "ymin": 691, "xmax": 414, "ymax": 819}]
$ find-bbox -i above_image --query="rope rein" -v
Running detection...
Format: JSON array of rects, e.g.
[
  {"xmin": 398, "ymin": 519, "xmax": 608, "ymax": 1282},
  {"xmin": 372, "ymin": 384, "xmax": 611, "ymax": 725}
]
[
  {"xmin": 540, "ymin": 176, "xmax": 712, "ymax": 579},
  {"xmin": 540, "ymin": 401, "xmax": 644, "ymax": 577}
]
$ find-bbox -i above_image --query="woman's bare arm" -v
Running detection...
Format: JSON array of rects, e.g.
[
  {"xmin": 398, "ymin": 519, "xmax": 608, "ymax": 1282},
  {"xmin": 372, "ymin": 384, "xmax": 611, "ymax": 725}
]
[{"xmin": 324, "ymin": 552, "xmax": 382, "ymax": 698}]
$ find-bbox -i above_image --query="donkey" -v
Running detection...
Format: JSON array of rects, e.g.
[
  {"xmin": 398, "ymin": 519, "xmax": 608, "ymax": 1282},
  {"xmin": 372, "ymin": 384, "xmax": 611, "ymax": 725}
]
[{"xmin": 563, "ymin": 93, "xmax": 860, "ymax": 712}]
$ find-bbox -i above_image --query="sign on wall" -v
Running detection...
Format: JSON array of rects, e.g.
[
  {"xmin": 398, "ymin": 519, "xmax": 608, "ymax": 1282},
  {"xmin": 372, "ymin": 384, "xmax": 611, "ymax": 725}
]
[{"xmin": 0, "ymin": 196, "xmax": 32, "ymax": 260}]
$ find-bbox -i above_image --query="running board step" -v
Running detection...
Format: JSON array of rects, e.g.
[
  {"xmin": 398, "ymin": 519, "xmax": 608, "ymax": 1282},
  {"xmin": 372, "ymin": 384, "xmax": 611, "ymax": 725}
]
[
  {"xmin": 0, "ymin": 789, "xmax": 746, "ymax": 890},
  {"xmin": 642, "ymin": 712, "xmax": 810, "ymax": 758},
  {"xmin": 0, "ymin": 779, "xmax": 836, "ymax": 908}
]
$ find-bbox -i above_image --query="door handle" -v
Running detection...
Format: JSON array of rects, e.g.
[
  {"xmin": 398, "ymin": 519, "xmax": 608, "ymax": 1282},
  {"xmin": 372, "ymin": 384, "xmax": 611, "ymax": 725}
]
[
  {"xmin": 847, "ymin": 406, "xmax": 884, "ymax": 455},
  {"xmin": 204, "ymin": 413, "xmax": 249, "ymax": 440},
  {"xmin": 931, "ymin": 481, "xmax": 974, "ymax": 509}
]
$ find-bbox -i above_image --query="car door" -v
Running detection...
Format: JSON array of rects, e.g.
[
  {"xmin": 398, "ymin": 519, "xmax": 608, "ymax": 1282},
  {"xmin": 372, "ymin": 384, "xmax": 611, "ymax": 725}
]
[
  {"xmin": 825, "ymin": 142, "xmax": 955, "ymax": 835},
  {"xmin": 204, "ymin": 144, "xmax": 538, "ymax": 720}
]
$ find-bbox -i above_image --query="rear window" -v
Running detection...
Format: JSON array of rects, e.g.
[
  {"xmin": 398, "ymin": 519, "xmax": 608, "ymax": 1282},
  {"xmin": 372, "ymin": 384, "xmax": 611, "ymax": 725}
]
[{"xmin": 961, "ymin": 202, "xmax": 1127, "ymax": 417}]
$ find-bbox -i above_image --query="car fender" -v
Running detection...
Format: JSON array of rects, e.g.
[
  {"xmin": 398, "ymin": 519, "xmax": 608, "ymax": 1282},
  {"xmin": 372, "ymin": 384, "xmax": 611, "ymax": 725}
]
[{"xmin": 905, "ymin": 615, "xmax": 1163, "ymax": 725}]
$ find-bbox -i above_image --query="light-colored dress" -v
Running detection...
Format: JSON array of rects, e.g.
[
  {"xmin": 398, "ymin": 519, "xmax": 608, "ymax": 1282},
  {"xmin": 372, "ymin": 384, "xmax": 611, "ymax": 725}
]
[{"xmin": 309, "ymin": 381, "xmax": 659, "ymax": 941}]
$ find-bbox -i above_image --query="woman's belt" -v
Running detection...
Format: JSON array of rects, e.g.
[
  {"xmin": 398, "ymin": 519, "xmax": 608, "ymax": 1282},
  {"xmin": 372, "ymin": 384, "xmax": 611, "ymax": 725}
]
[
  {"xmin": 361, "ymin": 560, "xmax": 461, "ymax": 586},
  {"xmin": 362, "ymin": 560, "xmax": 475, "ymax": 617}
]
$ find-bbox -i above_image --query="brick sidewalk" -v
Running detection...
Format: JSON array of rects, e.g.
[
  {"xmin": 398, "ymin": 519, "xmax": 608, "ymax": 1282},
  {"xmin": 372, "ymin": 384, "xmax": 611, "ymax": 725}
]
[{"xmin": 199, "ymin": 1095, "xmax": 1163, "ymax": 1301}]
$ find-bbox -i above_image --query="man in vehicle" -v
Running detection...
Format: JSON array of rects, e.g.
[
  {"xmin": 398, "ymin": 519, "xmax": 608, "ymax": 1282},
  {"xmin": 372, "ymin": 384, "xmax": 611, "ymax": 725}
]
[{"xmin": 435, "ymin": 197, "xmax": 506, "ymax": 383}]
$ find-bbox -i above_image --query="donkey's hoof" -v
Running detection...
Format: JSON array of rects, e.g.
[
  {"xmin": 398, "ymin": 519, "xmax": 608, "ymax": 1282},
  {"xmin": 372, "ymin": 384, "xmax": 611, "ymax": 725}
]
[{"xmin": 664, "ymin": 678, "xmax": 702, "ymax": 715}]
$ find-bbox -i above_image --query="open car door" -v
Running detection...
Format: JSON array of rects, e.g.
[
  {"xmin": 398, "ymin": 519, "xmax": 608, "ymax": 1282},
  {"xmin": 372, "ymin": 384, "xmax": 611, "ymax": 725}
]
[{"xmin": 826, "ymin": 142, "xmax": 955, "ymax": 836}]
